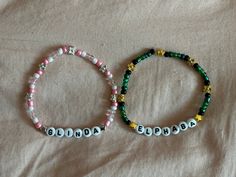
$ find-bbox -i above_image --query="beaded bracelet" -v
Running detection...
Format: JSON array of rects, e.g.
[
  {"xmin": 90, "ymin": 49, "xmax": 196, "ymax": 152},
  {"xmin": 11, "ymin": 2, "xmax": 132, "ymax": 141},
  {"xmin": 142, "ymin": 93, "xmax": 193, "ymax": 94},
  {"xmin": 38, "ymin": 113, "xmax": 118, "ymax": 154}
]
[
  {"xmin": 25, "ymin": 45, "xmax": 118, "ymax": 138},
  {"xmin": 118, "ymin": 48, "xmax": 212, "ymax": 137}
]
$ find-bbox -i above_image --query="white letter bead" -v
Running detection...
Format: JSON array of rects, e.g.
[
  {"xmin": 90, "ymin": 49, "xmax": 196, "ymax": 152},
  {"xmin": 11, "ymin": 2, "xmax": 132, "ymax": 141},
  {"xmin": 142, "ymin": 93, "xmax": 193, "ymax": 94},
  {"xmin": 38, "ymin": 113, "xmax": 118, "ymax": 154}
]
[
  {"xmin": 144, "ymin": 127, "xmax": 153, "ymax": 136},
  {"xmin": 74, "ymin": 128, "xmax": 82, "ymax": 138},
  {"xmin": 55, "ymin": 128, "xmax": 64, "ymax": 137},
  {"xmin": 48, "ymin": 57, "xmax": 54, "ymax": 63},
  {"xmin": 162, "ymin": 127, "xmax": 171, "ymax": 136},
  {"xmin": 153, "ymin": 127, "xmax": 162, "ymax": 136},
  {"xmin": 64, "ymin": 128, "xmax": 74, "ymax": 138},
  {"xmin": 46, "ymin": 127, "xmax": 56, "ymax": 136},
  {"xmin": 187, "ymin": 118, "xmax": 197, "ymax": 128},
  {"xmin": 179, "ymin": 121, "xmax": 188, "ymax": 131},
  {"xmin": 57, "ymin": 48, "xmax": 63, "ymax": 55},
  {"xmin": 171, "ymin": 125, "xmax": 180, "ymax": 135},
  {"xmin": 83, "ymin": 128, "xmax": 92, "ymax": 137},
  {"xmin": 136, "ymin": 125, "xmax": 145, "ymax": 134},
  {"xmin": 92, "ymin": 126, "xmax": 101, "ymax": 136}
]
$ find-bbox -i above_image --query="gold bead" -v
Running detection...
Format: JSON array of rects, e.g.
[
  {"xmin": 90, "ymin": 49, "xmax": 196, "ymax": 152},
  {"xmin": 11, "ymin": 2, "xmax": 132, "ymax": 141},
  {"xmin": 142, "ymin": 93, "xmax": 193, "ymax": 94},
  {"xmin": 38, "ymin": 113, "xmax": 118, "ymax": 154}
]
[
  {"xmin": 203, "ymin": 85, "xmax": 212, "ymax": 93},
  {"xmin": 187, "ymin": 57, "xmax": 195, "ymax": 66},
  {"xmin": 129, "ymin": 122, "xmax": 138, "ymax": 129},
  {"xmin": 117, "ymin": 94, "xmax": 125, "ymax": 102},
  {"xmin": 195, "ymin": 114, "xmax": 203, "ymax": 122},
  {"xmin": 127, "ymin": 63, "xmax": 135, "ymax": 71},
  {"xmin": 156, "ymin": 49, "xmax": 165, "ymax": 56}
]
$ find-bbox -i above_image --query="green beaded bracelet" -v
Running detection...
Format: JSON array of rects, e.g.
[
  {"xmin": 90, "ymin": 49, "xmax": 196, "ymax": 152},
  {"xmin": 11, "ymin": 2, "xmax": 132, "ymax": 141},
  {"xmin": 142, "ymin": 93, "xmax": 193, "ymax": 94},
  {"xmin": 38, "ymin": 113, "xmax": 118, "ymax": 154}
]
[{"xmin": 118, "ymin": 48, "xmax": 212, "ymax": 137}]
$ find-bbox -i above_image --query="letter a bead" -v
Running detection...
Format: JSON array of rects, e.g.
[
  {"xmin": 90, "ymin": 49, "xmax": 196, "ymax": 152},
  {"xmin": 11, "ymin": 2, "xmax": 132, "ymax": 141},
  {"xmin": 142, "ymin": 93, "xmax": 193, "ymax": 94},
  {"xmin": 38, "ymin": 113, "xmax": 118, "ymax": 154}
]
[
  {"xmin": 92, "ymin": 126, "xmax": 101, "ymax": 136},
  {"xmin": 171, "ymin": 125, "xmax": 180, "ymax": 135},
  {"xmin": 187, "ymin": 118, "xmax": 197, "ymax": 128}
]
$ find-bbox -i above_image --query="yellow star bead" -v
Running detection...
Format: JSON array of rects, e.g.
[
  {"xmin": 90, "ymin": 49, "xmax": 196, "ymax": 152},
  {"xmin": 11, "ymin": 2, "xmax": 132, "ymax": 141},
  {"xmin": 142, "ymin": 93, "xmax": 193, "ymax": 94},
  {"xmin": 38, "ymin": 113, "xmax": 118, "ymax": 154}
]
[
  {"xmin": 187, "ymin": 57, "xmax": 196, "ymax": 66},
  {"xmin": 127, "ymin": 63, "xmax": 135, "ymax": 71},
  {"xmin": 129, "ymin": 122, "xmax": 138, "ymax": 129},
  {"xmin": 203, "ymin": 85, "xmax": 212, "ymax": 93},
  {"xmin": 156, "ymin": 49, "xmax": 165, "ymax": 56},
  {"xmin": 195, "ymin": 114, "xmax": 203, "ymax": 122},
  {"xmin": 117, "ymin": 94, "xmax": 125, "ymax": 102}
]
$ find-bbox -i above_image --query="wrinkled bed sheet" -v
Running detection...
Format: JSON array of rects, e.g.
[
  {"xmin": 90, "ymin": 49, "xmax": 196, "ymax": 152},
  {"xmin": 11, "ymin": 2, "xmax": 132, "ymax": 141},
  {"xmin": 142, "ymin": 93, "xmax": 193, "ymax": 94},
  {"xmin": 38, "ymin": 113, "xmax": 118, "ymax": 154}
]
[{"xmin": 0, "ymin": 0, "xmax": 235, "ymax": 177}]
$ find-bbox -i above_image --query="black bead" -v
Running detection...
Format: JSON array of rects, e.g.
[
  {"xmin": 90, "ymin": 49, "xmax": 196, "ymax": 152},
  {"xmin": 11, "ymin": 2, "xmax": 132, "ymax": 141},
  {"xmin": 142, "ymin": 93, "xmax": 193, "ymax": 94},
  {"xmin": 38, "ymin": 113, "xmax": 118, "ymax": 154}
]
[
  {"xmin": 164, "ymin": 51, "xmax": 170, "ymax": 57},
  {"xmin": 121, "ymin": 89, "xmax": 127, "ymax": 94},
  {"xmin": 126, "ymin": 120, "xmax": 131, "ymax": 125},
  {"xmin": 132, "ymin": 59, "xmax": 139, "ymax": 65},
  {"xmin": 183, "ymin": 55, "xmax": 190, "ymax": 61},
  {"xmin": 118, "ymin": 102, "xmax": 125, "ymax": 107},
  {"xmin": 100, "ymin": 125, "xmax": 105, "ymax": 131},
  {"xmin": 193, "ymin": 63, "xmax": 199, "ymax": 69},
  {"xmin": 125, "ymin": 70, "xmax": 131, "ymax": 75},
  {"xmin": 204, "ymin": 80, "xmax": 210, "ymax": 85},
  {"xmin": 205, "ymin": 93, "xmax": 211, "ymax": 98},
  {"xmin": 149, "ymin": 49, "xmax": 155, "ymax": 55},
  {"xmin": 180, "ymin": 54, "xmax": 186, "ymax": 59},
  {"xmin": 198, "ymin": 108, "xmax": 205, "ymax": 115}
]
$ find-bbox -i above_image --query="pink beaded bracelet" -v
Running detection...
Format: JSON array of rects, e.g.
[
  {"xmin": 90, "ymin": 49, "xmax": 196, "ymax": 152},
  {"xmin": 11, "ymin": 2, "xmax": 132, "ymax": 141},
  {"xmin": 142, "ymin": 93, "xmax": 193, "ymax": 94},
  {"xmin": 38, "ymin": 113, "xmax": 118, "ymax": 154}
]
[{"xmin": 25, "ymin": 45, "xmax": 118, "ymax": 138}]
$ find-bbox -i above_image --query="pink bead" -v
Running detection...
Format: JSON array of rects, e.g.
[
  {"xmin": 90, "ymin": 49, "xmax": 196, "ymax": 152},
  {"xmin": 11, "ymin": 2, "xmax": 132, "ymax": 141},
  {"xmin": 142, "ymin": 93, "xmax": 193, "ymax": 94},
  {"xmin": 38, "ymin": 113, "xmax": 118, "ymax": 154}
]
[
  {"xmin": 112, "ymin": 102, "xmax": 118, "ymax": 107},
  {"xmin": 105, "ymin": 70, "xmax": 111, "ymax": 77},
  {"xmin": 75, "ymin": 49, "xmax": 82, "ymax": 56},
  {"xmin": 105, "ymin": 120, "xmax": 111, "ymax": 127},
  {"xmin": 44, "ymin": 59, "xmax": 49, "ymax": 65},
  {"xmin": 29, "ymin": 88, "xmax": 36, "ymax": 93},
  {"xmin": 27, "ymin": 100, "xmax": 33, "ymax": 107},
  {"xmin": 37, "ymin": 70, "xmax": 43, "ymax": 75},
  {"xmin": 96, "ymin": 60, "xmax": 103, "ymax": 67},
  {"xmin": 62, "ymin": 46, "xmax": 68, "ymax": 53},
  {"xmin": 34, "ymin": 122, "xmax": 42, "ymax": 129},
  {"xmin": 112, "ymin": 89, "xmax": 118, "ymax": 94}
]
